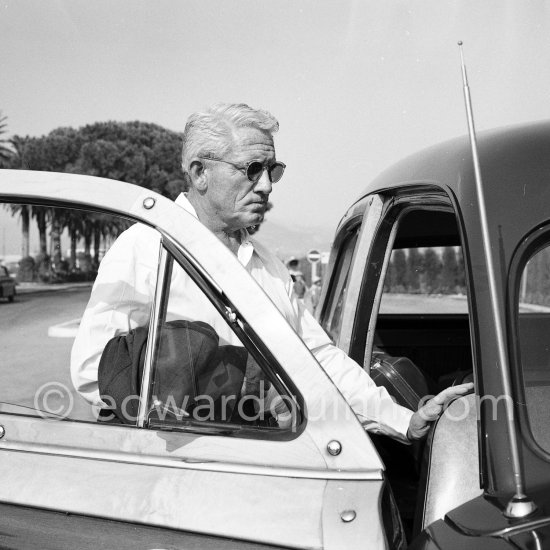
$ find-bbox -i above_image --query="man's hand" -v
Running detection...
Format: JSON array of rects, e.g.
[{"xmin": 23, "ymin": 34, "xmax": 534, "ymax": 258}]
[{"xmin": 407, "ymin": 382, "xmax": 474, "ymax": 441}]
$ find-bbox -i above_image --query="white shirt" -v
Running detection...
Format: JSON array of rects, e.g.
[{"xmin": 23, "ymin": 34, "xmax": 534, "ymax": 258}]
[{"xmin": 71, "ymin": 194, "xmax": 413, "ymax": 441}]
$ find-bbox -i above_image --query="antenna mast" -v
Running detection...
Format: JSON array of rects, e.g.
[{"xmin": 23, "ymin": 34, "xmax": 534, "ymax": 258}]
[{"xmin": 458, "ymin": 41, "xmax": 536, "ymax": 519}]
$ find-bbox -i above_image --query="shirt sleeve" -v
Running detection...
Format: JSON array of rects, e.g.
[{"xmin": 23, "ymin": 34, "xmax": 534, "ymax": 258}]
[
  {"xmin": 290, "ymin": 285, "xmax": 413, "ymax": 443},
  {"xmin": 70, "ymin": 225, "xmax": 159, "ymax": 408}
]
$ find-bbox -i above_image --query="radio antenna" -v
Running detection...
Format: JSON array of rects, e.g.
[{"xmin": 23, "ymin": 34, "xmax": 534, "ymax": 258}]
[{"xmin": 458, "ymin": 41, "xmax": 536, "ymax": 519}]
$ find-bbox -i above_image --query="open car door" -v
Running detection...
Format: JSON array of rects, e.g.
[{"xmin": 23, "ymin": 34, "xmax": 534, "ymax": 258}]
[{"xmin": 0, "ymin": 169, "xmax": 389, "ymax": 550}]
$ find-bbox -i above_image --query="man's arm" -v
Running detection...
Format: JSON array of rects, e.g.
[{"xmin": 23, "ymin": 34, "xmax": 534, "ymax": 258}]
[
  {"xmin": 290, "ymin": 287, "xmax": 473, "ymax": 442},
  {"xmin": 70, "ymin": 225, "xmax": 159, "ymax": 408}
]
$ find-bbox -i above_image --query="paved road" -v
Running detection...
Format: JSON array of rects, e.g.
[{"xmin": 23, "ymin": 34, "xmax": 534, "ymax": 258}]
[{"xmin": 0, "ymin": 287, "xmax": 95, "ymax": 421}]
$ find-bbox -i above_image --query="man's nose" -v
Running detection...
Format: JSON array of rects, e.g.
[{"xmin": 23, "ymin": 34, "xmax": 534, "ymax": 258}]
[{"xmin": 254, "ymin": 169, "xmax": 272, "ymax": 194}]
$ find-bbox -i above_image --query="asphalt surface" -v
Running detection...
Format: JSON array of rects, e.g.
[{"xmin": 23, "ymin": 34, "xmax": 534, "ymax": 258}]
[{"xmin": 0, "ymin": 285, "xmax": 95, "ymax": 421}]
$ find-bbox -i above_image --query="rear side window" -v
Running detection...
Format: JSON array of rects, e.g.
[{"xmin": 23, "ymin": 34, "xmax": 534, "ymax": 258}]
[{"xmin": 517, "ymin": 240, "xmax": 550, "ymax": 454}]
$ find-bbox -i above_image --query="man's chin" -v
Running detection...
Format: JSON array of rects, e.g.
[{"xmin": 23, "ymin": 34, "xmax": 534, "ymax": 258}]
[{"xmin": 252, "ymin": 213, "xmax": 265, "ymax": 225}]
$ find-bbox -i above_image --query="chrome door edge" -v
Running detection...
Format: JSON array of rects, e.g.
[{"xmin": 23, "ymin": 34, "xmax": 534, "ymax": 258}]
[{"xmin": 0, "ymin": 442, "xmax": 383, "ymax": 481}]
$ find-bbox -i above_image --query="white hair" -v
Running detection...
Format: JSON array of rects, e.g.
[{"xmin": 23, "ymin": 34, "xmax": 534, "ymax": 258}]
[{"xmin": 181, "ymin": 103, "xmax": 279, "ymax": 176}]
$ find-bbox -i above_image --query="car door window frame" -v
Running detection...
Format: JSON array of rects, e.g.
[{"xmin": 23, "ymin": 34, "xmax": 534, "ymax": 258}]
[
  {"xmin": 348, "ymin": 188, "xmax": 459, "ymax": 367},
  {"xmin": 320, "ymin": 194, "xmax": 384, "ymax": 353},
  {"xmin": 137, "ymin": 245, "xmax": 173, "ymax": 427}
]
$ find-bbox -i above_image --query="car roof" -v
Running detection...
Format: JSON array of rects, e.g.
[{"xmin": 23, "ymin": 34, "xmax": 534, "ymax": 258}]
[
  {"xmin": 349, "ymin": 119, "xmax": 550, "ymax": 254},
  {"xmin": 360, "ymin": 119, "xmax": 550, "ymax": 195}
]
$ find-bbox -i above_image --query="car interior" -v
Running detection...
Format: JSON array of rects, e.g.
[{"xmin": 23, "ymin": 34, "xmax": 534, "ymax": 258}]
[{"xmin": 362, "ymin": 207, "xmax": 479, "ymax": 541}]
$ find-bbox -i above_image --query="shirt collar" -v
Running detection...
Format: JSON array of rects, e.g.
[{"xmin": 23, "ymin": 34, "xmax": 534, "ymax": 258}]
[
  {"xmin": 175, "ymin": 193, "xmax": 199, "ymax": 218},
  {"xmin": 174, "ymin": 193, "xmax": 255, "ymax": 267}
]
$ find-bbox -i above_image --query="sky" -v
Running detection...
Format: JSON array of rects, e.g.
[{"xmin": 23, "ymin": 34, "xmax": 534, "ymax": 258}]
[{"xmin": 1, "ymin": 0, "xmax": 550, "ymax": 250}]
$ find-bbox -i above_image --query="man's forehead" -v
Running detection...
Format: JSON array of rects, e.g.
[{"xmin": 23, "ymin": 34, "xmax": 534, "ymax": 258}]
[{"xmin": 231, "ymin": 128, "xmax": 275, "ymax": 158}]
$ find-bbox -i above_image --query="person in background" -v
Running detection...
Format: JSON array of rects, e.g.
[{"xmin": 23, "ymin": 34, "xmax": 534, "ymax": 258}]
[
  {"xmin": 304, "ymin": 275, "xmax": 322, "ymax": 315},
  {"xmin": 286, "ymin": 257, "xmax": 307, "ymax": 299}
]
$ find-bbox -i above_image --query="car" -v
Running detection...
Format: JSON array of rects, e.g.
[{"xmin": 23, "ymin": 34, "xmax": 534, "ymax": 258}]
[
  {"xmin": 0, "ymin": 120, "xmax": 549, "ymax": 549},
  {"xmin": 0, "ymin": 264, "xmax": 16, "ymax": 302},
  {"xmin": 317, "ymin": 119, "xmax": 550, "ymax": 548}
]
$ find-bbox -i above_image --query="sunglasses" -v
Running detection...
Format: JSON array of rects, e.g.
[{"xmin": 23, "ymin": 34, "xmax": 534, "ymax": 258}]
[{"xmin": 199, "ymin": 157, "xmax": 286, "ymax": 183}]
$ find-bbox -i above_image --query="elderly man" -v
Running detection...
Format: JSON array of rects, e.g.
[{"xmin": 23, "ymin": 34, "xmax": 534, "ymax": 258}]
[{"xmin": 71, "ymin": 103, "xmax": 472, "ymax": 439}]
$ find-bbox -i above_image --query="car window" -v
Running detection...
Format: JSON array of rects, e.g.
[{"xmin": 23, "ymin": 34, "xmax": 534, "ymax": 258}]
[
  {"xmin": 517, "ymin": 242, "xmax": 550, "ymax": 454},
  {"xmin": 0, "ymin": 201, "xmax": 297, "ymax": 436},
  {"xmin": 0, "ymin": 203, "xmax": 142, "ymax": 422},
  {"xmin": 142, "ymin": 254, "xmax": 297, "ymax": 433},
  {"xmin": 373, "ymin": 208, "xmax": 471, "ymax": 381},
  {"xmin": 380, "ymin": 245, "xmax": 468, "ymax": 314},
  {"xmin": 0, "ymin": 266, "xmax": 8, "ymax": 277}
]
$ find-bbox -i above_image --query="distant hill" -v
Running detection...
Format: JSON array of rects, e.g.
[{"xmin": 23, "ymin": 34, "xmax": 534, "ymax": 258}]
[{"xmin": 252, "ymin": 218, "xmax": 334, "ymax": 260}]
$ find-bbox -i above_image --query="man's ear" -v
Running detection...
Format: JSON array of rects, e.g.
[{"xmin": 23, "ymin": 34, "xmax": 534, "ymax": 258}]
[{"xmin": 188, "ymin": 159, "xmax": 208, "ymax": 192}]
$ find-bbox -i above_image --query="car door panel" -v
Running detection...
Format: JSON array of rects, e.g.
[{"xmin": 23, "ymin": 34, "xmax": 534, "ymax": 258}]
[
  {"xmin": 0, "ymin": 502, "xmax": 286, "ymax": 550},
  {"xmin": 1, "ymin": 448, "xmax": 329, "ymax": 548}
]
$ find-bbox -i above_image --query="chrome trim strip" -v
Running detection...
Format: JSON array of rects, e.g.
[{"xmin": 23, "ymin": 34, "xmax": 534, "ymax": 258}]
[
  {"xmin": 365, "ymin": 196, "xmax": 397, "ymax": 371},
  {"xmin": 137, "ymin": 244, "xmax": 172, "ymax": 427},
  {"xmin": 448, "ymin": 515, "xmax": 550, "ymax": 538},
  {"xmin": 0, "ymin": 441, "xmax": 383, "ymax": 481}
]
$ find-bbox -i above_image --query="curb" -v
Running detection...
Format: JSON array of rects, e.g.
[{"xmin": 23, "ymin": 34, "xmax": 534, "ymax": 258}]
[
  {"xmin": 48, "ymin": 318, "xmax": 81, "ymax": 338},
  {"xmin": 17, "ymin": 282, "xmax": 93, "ymax": 295}
]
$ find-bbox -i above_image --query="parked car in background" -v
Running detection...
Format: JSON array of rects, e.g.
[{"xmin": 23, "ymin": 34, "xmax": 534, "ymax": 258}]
[
  {"xmin": 0, "ymin": 264, "xmax": 16, "ymax": 302},
  {"xmin": 1, "ymin": 120, "xmax": 550, "ymax": 549}
]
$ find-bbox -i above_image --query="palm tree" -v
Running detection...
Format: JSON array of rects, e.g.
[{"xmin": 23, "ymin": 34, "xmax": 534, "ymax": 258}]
[
  {"xmin": 7, "ymin": 136, "xmax": 51, "ymax": 260},
  {"xmin": 49, "ymin": 207, "xmax": 63, "ymax": 269},
  {"xmin": 3, "ymin": 204, "xmax": 31, "ymax": 258},
  {"xmin": 34, "ymin": 207, "xmax": 49, "ymax": 257},
  {"xmin": 65, "ymin": 210, "xmax": 86, "ymax": 271},
  {"xmin": 90, "ymin": 214, "xmax": 130, "ymax": 267},
  {"xmin": 0, "ymin": 111, "xmax": 12, "ymax": 167}
]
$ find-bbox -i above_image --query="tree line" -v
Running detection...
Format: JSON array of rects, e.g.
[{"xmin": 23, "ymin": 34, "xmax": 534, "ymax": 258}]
[
  {"xmin": 384, "ymin": 247, "xmax": 466, "ymax": 294},
  {"xmin": 0, "ymin": 111, "xmax": 186, "ymax": 281}
]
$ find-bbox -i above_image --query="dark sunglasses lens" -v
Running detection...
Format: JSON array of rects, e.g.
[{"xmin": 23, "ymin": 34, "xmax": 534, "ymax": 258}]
[
  {"xmin": 246, "ymin": 162, "xmax": 264, "ymax": 182},
  {"xmin": 269, "ymin": 162, "xmax": 285, "ymax": 183}
]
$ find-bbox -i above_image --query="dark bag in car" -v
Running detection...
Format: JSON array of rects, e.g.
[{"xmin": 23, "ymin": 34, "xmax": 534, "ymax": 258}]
[
  {"xmin": 98, "ymin": 320, "xmax": 248, "ymax": 424},
  {"xmin": 370, "ymin": 350, "xmax": 430, "ymax": 412}
]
